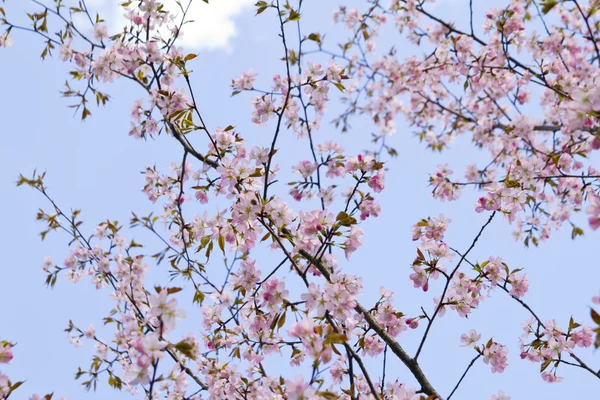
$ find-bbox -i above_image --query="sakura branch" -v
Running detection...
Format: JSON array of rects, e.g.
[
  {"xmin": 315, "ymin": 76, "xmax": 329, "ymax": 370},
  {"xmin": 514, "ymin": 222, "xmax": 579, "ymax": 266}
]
[
  {"xmin": 451, "ymin": 246, "xmax": 600, "ymax": 383},
  {"xmin": 414, "ymin": 211, "xmax": 496, "ymax": 361}
]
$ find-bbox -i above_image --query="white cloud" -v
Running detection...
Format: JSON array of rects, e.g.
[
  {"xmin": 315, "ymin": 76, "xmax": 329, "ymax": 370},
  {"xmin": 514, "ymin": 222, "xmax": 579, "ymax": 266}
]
[
  {"xmin": 158, "ymin": 0, "xmax": 254, "ymax": 51},
  {"xmin": 90, "ymin": 0, "xmax": 254, "ymax": 51}
]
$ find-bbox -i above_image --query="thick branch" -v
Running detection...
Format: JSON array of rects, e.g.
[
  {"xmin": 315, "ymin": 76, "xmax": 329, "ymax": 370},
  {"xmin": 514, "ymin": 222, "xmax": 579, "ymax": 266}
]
[{"xmin": 298, "ymin": 249, "xmax": 441, "ymax": 399}]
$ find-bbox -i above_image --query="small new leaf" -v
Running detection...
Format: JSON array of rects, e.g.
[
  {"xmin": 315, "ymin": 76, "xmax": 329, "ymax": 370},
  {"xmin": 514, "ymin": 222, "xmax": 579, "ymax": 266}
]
[
  {"xmin": 174, "ymin": 340, "xmax": 196, "ymax": 360},
  {"xmin": 286, "ymin": 10, "xmax": 301, "ymax": 22},
  {"xmin": 541, "ymin": 0, "xmax": 559, "ymax": 14}
]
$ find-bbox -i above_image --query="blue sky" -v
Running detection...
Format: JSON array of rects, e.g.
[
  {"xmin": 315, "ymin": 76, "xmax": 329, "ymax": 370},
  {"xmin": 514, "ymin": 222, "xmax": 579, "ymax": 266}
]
[{"xmin": 1, "ymin": 0, "xmax": 599, "ymax": 399}]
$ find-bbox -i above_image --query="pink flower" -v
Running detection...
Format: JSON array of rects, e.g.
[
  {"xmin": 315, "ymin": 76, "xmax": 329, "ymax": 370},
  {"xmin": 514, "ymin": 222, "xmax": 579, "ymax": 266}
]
[
  {"xmin": 125, "ymin": 363, "xmax": 150, "ymax": 386},
  {"xmin": 83, "ymin": 324, "xmax": 95, "ymax": 339},
  {"xmin": 0, "ymin": 343, "xmax": 13, "ymax": 364},
  {"xmin": 359, "ymin": 199, "xmax": 381, "ymax": 220},
  {"xmin": 586, "ymin": 194, "xmax": 600, "ymax": 230},
  {"xmin": 368, "ymin": 174, "xmax": 385, "ymax": 193},
  {"xmin": 148, "ymin": 290, "xmax": 185, "ymax": 331},
  {"xmin": 483, "ymin": 342, "xmax": 509, "ymax": 373},
  {"xmin": 363, "ymin": 335, "xmax": 385, "ymax": 356},
  {"xmin": 285, "ymin": 376, "xmax": 316, "ymax": 400},
  {"xmin": 541, "ymin": 371, "xmax": 563, "ymax": 383},
  {"xmin": 0, "ymin": 372, "xmax": 9, "ymax": 397},
  {"xmin": 409, "ymin": 265, "xmax": 428, "ymax": 291},
  {"xmin": 251, "ymin": 96, "xmax": 275, "ymax": 126},
  {"xmin": 288, "ymin": 318, "xmax": 315, "ymax": 339},
  {"xmin": 261, "ymin": 278, "xmax": 289, "ymax": 307},
  {"xmin": 460, "ymin": 329, "xmax": 481, "ymax": 347},
  {"xmin": 475, "ymin": 194, "xmax": 500, "ymax": 213},
  {"xmin": 489, "ymin": 391, "xmax": 511, "ymax": 400},
  {"xmin": 232, "ymin": 69, "xmax": 257, "ymax": 91},
  {"xmin": 131, "ymin": 13, "xmax": 144, "ymax": 25},
  {"xmin": 293, "ymin": 160, "xmax": 317, "ymax": 179},
  {"xmin": 0, "ymin": 34, "xmax": 13, "ymax": 48},
  {"xmin": 406, "ymin": 318, "xmax": 419, "ymax": 329},
  {"xmin": 41, "ymin": 256, "xmax": 53, "ymax": 272},
  {"xmin": 195, "ymin": 190, "xmax": 209, "ymax": 204},
  {"xmin": 58, "ymin": 40, "xmax": 73, "ymax": 61},
  {"xmin": 92, "ymin": 23, "xmax": 108, "ymax": 41},
  {"xmin": 142, "ymin": 333, "xmax": 167, "ymax": 360},
  {"xmin": 571, "ymin": 327, "xmax": 593, "ymax": 348},
  {"xmin": 344, "ymin": 227, "xmax": 364, "ymax": 259},
  {"xmin": 508, "ymin": 273, "xmax": 529, "ymax": 298}
]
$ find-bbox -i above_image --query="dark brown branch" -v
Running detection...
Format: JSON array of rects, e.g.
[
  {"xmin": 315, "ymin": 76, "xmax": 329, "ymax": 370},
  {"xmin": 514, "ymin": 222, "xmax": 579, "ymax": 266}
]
[
  {"xmin": 447, "ymin": 354, "xmax": 481, "ymax": 399},
  {"xmin": 298, "ymin": 249, "xmax": 441, "ymax": 398}
]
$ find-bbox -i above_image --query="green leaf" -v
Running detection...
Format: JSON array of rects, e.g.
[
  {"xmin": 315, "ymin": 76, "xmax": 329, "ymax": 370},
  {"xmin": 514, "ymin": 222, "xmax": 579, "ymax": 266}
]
[
  {"xmin": 174, "ymin": 340, "xmax": 196, "ymax": 360},
  {"xmin": 108, "ymin": 375, "xmax": 123, "ymax": 390},
  {"xmin": 540, "ymin": 358, "xmax": 551, "ymax": 372},
  {"xmin": 335, "ymin": 211, "xmax": 356, "ymax": 227},
  {"xmin": 307, "ymin": 33, "xmax": 321, "ymax": 44},
  {"xmin": 569, "ymin": 316, "xmax": 581, "ymax": 331},
  {"xmin": 540, "ymin": 0, "xmax": 559, "ymax": 14},
  {"xmin": 485, "ymin": 337, "xmax": 493, "ymax": 348},
  {"xmin": 205, "ymin": 241, "xmax": 213, "ymax": 258},
  {"xmin": 255, "ymin": 1, "xmax": 269, "ymax": 15},
  {"xmin": 336, "ymin": 211, "xmax": 349, "ymax": 221},
  {"xmin": 218, "ymin": 235, "xmax": 225, "ymax": 253},
  {"xmin": 286, "ymin": 10, "xmax": 301, "ymax": 22},
  {"xmin": 193, "ymin": 289, "xmax": 205, "ymax": 305},
  {"xmin": 270, "ymin": 313, "xmax": 280, "ymax": 330},
  {"xmin": 504, "ymin": 179, "xmax": 521, "ymax": 188},
  {"xmin": 327, "ymin": 333, "xmax": 348, "ymax": 344},
  {"xmin": 277, "ymin": 311, "xmax": 286, "ymax": 329},
  {"xmin": 200, "ymin": 235, "xmax": 211, "ymax": 249},
  {"xmin": 332, "ymin": 81, "xmax": 346, "ymax": 92},
  {"xmin": 571, "ymin": 226, "xmax": 584, "ymax": 239}
]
